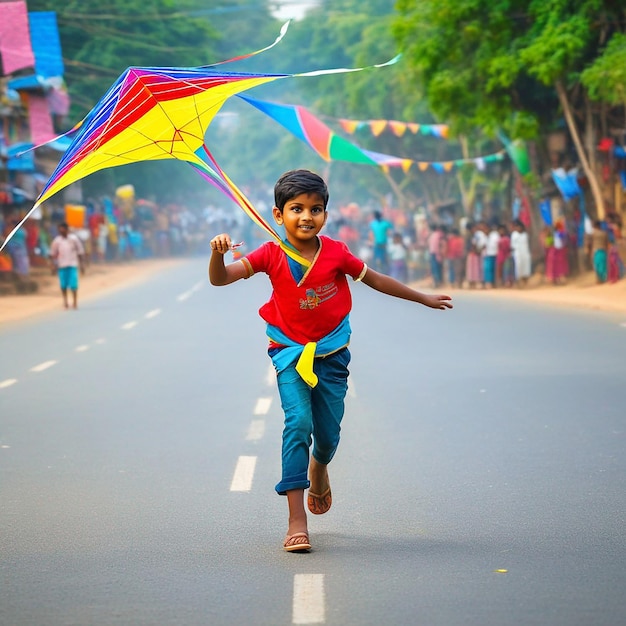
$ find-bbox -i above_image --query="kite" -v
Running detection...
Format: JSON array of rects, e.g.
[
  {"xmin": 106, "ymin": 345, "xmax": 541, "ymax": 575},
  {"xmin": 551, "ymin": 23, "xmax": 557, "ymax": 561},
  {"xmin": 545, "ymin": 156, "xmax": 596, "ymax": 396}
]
[
  {"xmin": 239, "ymin": 95, "xmax": 507, "ymax": 174},
  {"xmin": 1, "ymin": 23, "xmax": 399, "ymax": 266}
]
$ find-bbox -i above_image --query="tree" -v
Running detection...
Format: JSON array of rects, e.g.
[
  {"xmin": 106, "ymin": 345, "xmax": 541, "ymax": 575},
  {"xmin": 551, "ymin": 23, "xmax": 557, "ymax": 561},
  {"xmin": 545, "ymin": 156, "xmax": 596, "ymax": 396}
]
[{"xmin": 394, "ymin": 0, "xmax": 626, "ymax": 220}]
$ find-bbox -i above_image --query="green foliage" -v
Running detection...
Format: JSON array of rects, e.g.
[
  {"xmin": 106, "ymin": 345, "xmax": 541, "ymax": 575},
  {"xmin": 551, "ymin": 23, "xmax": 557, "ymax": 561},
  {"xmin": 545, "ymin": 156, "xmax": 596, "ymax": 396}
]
[{"xmin": 582, "ymin": 33, "xmax": 626, "ymax": 106}]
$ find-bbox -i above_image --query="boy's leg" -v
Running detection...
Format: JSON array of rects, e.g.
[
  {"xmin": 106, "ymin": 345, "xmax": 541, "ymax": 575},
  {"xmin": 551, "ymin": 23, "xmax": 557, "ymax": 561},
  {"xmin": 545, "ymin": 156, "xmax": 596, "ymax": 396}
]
[
  {"xmin": 275, "ymin": 366, "xmax": 313, "ymax": 495},
  {"xmin": 275, "ymin": 365, "xmax": 314, "ymax": 549},
  {"xmin": 308, "ymin": 349, "xmax": 350, "ymax": 514}
]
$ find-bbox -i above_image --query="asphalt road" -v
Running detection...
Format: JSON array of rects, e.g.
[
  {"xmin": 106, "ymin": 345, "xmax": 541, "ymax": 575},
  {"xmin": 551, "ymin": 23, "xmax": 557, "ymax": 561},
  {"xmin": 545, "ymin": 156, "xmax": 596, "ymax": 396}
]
[{"xmin": 1, "ymin": 258, "xmax": 625, "ymax": 626}]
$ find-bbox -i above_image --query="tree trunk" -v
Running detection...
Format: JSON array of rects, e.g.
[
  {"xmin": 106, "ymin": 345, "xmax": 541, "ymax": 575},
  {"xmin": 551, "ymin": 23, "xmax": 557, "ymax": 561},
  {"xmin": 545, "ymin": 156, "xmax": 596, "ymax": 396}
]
[{"xmin": 555, "ymin": 80, "xmax": 606, "ymax": 219}]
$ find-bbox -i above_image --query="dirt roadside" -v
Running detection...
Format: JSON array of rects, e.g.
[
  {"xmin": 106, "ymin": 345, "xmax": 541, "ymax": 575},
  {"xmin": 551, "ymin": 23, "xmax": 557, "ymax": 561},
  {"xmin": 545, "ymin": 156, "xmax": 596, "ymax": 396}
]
[
  {"xmin": 2, "ymin": 258, "xmax": 626, "ymax": 326},
  {"xmin": 0, "ymin": 258, "xmax": 187, "ymax": 326}
]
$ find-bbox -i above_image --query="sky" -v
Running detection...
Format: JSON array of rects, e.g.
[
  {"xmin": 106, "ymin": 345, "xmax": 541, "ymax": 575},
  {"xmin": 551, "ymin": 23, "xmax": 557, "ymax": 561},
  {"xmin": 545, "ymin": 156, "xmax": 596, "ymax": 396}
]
[{"xmin": 271, "ymin": 0, "xmax": 320, "ymax": 20}]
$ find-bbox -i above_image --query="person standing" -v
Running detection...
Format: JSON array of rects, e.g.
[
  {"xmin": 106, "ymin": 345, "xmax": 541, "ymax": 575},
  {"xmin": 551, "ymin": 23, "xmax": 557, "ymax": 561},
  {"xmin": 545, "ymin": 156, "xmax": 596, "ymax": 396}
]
[
  {"xmin": 587, "ymin": 220, "xmax": 609, "ymax": 283},
  {"xmin": 483, "ymin": 222, "xmax": 500, "ymax": 288},
  {"xmin": 369, "ymin": 211, "xmax": 393, "ymax": 273},
  {"xmin": 511, "ymin": 220, "xmax": 531, "ymax": 287},
  {"xmin": 49, "ymin": 222, "xmax": 85, "ymax": 309}
]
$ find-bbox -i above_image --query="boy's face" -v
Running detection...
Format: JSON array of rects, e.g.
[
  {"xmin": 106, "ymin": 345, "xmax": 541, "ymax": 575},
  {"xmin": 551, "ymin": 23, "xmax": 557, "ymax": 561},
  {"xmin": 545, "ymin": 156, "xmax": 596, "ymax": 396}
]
[{"xmin": 273, "ymin": 192, "xmax": 327, "ymax": 244}]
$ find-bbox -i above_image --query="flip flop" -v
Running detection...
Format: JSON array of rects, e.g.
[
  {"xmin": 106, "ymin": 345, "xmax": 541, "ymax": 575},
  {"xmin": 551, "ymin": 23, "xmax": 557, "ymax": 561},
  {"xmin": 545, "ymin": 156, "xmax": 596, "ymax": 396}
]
[
  {"xmin": 307, "ymin": 487, "xmax": 332, "ymax": 515},
  {"xmin": 283, "ymin": 532, "xmax": 311, "ymax": 552}
]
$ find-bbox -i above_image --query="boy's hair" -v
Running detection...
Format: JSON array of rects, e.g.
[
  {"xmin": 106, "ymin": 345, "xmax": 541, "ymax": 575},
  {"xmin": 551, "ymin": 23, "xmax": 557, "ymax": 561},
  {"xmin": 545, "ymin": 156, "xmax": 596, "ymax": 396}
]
[{"xmin": 274, "ymin": 169, "xmax": 329, "ymax": 211}]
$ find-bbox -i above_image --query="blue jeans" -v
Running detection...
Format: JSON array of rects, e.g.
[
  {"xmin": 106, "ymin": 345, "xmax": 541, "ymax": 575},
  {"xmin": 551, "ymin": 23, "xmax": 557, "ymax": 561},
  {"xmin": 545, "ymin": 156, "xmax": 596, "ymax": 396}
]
[{"xmin": 274, "ymin": 348, "xmax": 350, "ymax": 495}]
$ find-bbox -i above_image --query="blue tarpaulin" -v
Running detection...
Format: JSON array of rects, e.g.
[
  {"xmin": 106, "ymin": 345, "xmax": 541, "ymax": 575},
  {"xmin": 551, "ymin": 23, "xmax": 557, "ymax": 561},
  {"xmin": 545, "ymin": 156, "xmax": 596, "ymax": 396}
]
[{"xmin": 28, "ymin": 12, "xmax": 64, "ymax": 78}]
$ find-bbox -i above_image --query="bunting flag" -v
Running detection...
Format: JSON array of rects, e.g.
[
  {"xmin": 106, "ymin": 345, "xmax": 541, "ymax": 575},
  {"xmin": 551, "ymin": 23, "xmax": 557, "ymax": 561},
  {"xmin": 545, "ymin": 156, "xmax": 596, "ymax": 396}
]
[
  {"xmin": 336, "ymin": 116, "xmax": 449, "ymax": 139},
  {"xmin": 1, "ymin": 23, "xmax": 400, "ymax": 262},
  {"xmin": 239, "ymin": 95, "xmax": 507, "ymax": 174}
]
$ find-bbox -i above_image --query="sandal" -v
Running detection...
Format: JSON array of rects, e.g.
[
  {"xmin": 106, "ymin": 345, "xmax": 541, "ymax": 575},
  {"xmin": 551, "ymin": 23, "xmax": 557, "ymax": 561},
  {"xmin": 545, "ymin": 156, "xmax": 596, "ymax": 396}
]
[
  {"xmin": 283, "ymin": 532, "xmax": 312, "ymax": 552},
  {"xmin": 307, "ymin": 487, "xmax": 332, "ymax": 515}
]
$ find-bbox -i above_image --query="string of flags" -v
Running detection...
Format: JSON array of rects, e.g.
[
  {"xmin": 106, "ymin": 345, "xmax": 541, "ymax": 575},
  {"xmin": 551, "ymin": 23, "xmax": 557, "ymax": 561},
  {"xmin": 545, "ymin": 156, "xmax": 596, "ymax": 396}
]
[{"xmin": 239, "ymin": 95, "xmax": 507, "ymax": 174}]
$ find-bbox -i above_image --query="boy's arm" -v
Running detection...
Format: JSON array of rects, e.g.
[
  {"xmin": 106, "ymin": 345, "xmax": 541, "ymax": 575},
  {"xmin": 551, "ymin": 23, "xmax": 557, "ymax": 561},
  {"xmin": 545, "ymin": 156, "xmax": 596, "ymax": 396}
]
[
  {"xmin": 360, "ymin": 266, "xmax": 453, "ymax": 310},
  {"xmin": 208, "ymin": 233, "xmax": 249, "ymax": 285}
]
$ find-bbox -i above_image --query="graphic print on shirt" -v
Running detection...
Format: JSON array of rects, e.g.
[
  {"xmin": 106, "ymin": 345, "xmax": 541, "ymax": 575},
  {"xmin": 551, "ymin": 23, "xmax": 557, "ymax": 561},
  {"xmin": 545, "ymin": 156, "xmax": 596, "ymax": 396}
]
[{"xmin": 299, "ymin": 281, "xmax": 339, "ymax": 309}]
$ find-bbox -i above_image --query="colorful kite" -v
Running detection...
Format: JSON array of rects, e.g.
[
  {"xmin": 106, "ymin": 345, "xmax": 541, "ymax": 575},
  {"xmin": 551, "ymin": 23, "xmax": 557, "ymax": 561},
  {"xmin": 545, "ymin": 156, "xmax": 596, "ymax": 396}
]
[
  {"xmin": 239, "ymin": 95, "xmax": 506, "ymax": 174},
  {"xmin": 1, "ymin": 23, "xmax": 399, "ymax": 266}
]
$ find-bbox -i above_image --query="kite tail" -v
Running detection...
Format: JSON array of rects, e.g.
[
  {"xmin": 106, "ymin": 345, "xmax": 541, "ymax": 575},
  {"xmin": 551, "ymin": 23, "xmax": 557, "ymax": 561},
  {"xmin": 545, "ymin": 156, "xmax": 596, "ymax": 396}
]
[
  {"xmin": 205, "ymin": 21, "xmax": 290, "ymax": 67},
  {"xmin": 13, "ymin": 120, "xmax": 85, "ymax": 157}
]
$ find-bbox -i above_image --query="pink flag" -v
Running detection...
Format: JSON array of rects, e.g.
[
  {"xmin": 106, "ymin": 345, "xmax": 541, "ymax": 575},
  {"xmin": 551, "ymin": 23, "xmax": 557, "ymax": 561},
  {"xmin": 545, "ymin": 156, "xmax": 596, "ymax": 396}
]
[
  {"xmin": 0, "ymin": 1, "xmax": 35, "ymax": 75},
  {"xmin": 27, "ymin": 94, "xmax": 55, "ymax": 144}
]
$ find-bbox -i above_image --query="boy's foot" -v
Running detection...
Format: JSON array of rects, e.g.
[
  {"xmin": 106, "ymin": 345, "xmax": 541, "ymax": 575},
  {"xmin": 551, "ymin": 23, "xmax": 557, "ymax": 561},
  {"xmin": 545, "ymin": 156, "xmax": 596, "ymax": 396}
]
[
  {"xmin": 284, "ymin": 532, "xmax": 311, "ymax": 552},
  {"xmin": 307, "ymin": 487, "xmax": 332, "ymax": 515},
  {"xmin": 308, "ymin": 457, "xmax": 332, "ymax": 515}
]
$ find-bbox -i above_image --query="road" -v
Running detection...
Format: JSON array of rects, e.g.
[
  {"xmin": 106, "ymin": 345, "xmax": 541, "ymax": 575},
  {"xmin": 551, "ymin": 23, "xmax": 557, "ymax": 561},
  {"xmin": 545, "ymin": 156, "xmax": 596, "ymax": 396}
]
[{"xmin": 1, "ymin": 258, "xmax": 625, "ymax": 626}]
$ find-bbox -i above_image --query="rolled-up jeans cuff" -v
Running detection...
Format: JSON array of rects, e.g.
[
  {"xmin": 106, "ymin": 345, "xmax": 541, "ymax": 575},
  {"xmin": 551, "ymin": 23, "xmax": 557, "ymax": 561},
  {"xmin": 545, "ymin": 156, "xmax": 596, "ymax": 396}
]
[{"xmin": 275, "ymin": 473, "xmax": 310, "ymax": 496}]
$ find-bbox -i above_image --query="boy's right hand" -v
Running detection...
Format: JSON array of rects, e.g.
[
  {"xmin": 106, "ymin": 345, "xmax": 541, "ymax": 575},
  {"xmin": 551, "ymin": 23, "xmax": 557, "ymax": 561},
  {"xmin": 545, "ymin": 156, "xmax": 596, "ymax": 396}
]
[{"xmin": 210, "ymin": 233, "xmax": 232, "ymax": 255}]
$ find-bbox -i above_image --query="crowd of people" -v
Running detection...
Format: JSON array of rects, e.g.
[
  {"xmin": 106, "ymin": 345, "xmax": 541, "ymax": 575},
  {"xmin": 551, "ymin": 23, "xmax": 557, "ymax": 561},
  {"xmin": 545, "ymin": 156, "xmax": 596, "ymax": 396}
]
[
  {"xmin": 0, "ymin": 196, "xmax": 243, "ymax": 281},
  {"xmin": 1, "ymin": 191, "xmax": 624, "ymax": 292}
]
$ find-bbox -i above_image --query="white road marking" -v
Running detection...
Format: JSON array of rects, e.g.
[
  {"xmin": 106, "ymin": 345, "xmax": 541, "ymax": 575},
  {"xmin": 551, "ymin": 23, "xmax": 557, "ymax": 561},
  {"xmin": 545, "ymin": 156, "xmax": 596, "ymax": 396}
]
[
  {"xmin": 293, "ymin": 574, "xmax": 325, "ymax": 624},
  {"xmin": 1, "ymin": 445, "xmax": 10, "ymax": 449},
  {"xmin": 246, "ymin": 419, "xmax": 266, "ymax": 441},
  {"xmin": 253, "ymin": 397, "xmax": 272, "ymax": 415},
  {"xmin": 620, "ymin": 322, "xmax": 626, "ymax": 327},
  {"xmin": 266, "ymin": 364, "xmax": 275, "ymax": 386},
  {"xmin": 347, "ymin": 377, "xmax": 357, "ymax": 398},
  {"xmin": 145, "ymin": 308, "xmax": 161, "ymax": 319},
  {"xmin": 30, "ymin": 360, "xmax": 58, "ymax": 373},
  {"xmin": 0, "ymin": 379, "xmax": 17, "ymax": 389},
  {"xmin": 95, "ymin": 338, "xmax": 106, "ymax": 344},
  {"xmin": 75, "ymin": 345, "xmax": 90, "ymax": 352},
  {"xmin": 178, "ymin": 282, "xmax": 204, "ymax": 302},
  {"xmin": 121, "ymin": 321, "xmax": 137, "ymax": 330},
  {"xmin": 230, "ymin": 456, "xmax": 257, "ymax": 492}
]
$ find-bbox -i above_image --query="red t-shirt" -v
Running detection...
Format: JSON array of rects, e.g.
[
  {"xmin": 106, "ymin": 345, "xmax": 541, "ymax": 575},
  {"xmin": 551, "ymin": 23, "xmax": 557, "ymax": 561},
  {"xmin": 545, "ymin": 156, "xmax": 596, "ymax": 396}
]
[{"xmin": 242, "ymin": 236, "xmax": 367, "ymax": 344}]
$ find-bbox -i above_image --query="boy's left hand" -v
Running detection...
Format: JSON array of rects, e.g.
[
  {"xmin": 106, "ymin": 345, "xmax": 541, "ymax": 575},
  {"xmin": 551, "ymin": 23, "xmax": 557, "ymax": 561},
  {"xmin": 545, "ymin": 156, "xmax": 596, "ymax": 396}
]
[{"xmin": 423, "ymin": 294, "xmax": 453, "ymax": 310}]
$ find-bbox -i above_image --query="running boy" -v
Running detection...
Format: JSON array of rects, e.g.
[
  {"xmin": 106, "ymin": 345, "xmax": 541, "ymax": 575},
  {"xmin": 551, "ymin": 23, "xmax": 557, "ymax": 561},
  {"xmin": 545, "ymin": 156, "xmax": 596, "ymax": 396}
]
[{"xmin": 209, "ymin": 170, "xmax": 452, "ymax": 552}]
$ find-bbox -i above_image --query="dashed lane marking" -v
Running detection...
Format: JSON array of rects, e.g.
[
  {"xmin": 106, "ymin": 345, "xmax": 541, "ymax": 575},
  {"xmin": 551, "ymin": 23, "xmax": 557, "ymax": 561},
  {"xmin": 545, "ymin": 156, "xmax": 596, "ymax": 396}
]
[
  {"xmin": 253, "ymin": 397, "xmax": 272, "ymax": 415},
  {"xmin": 347, "ymin": 377, "xmax": 357, "ymax": 398},
  {"xmin": 178, "ymin": 282, "xmax": 205, "ymax": 302},
  {"xmin": 75, "ymin": 345, "xmax": 90, "ymax": 352},
  {"xmin": 246, "ymin": 419, "xmax": 266, "ymax": 441},
  {"xmin": 30, "ymin": 360, "xmax": 58, "ymax": 373},
  {"xmin": 121, "ymin": 321, "xmax": 138, "ymax": 330},
  {"xmin": 145, "ymin": 308, "xmax": 161, "ymax": 319},
  {"xmin": 0, "ymin": 379, "xmax": 18, "ymax": 389},
  {"xmin": 95, "ymin": 338, "xmax": 106, "ymax": 344},
  {"xmin": 266, "ymin": 364, "xmax": 275, "ymax": 386},
  {"xmin": 230, "ymin": 456, "xmax": 257, "ymax": 492},
  {"xmin": 293, "ymin": 574, "xmax": 325, "ymax": 624}
]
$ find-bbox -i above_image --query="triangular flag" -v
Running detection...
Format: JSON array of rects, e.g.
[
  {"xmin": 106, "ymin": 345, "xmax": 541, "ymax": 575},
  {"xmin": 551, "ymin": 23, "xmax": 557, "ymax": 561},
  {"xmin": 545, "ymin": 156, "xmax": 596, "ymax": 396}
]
[
  {"xmin": 389, "ymin": 121, "xmax": 407, "ymax": 137},
  {"xmin": 339, "ymin": 119, "xmax": 359, "ymax": 134},
  {"xmin": 418, "ymin": 162, "xmax": 429, "ymax": 171},
  {"xmin": 443, "ymin": 161, "xmax": 454, "ymax": 172},
  {"xmin": 401, "ymin": 159, "xmax": 413, "ymax": 173},
  {"xmin": 408, "ymin": 123, "xmax": 420, "ymax": 134},
  {"xmin": 370, "ymin": 120, "xmax": 387, "ymax": 136}
]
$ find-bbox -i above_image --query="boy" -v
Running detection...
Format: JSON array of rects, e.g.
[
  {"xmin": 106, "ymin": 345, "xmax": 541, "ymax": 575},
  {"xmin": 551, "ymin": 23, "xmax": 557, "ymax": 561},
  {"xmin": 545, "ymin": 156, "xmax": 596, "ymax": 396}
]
[
  {"xmin": 209, "ymin": 170, "xmax": 452, "ymax": 552},
  {"xmin": 49, "ymin": 222, "xmax": 85, "ymax": 309}
]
